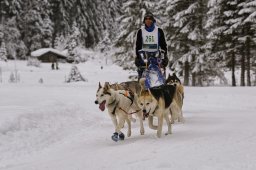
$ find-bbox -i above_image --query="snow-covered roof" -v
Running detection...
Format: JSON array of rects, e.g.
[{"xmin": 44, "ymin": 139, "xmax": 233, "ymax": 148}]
[{"xmin": 31, "ymin": 48, "xmax": 67, "ymax": 58}]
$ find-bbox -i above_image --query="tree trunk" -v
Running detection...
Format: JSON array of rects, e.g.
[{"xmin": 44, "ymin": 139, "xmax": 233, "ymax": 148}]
[
  {"xmin": 231, "ymin": 51, "xmax": 236, "ymax": 86},
  {"xmin": 184, "ymin": 61, "xmax": 190, "ymax": 86},
  {"xmin": 240, "ymin": 45, "xmax": 245, "ymax": 86},
  {"xmin": 192, "ymin": 55, "xmax": 196, "ymax": 86},
  {"xmin": 246, "ymin": 37, "xmax": 251, "ymax": 86}
]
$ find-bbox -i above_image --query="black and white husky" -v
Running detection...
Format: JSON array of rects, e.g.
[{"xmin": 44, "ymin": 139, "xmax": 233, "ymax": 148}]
[
  {"xmin": 166, "ymin": 73, "xmax": 184, "ymax": 123},
  {"xmin": 95, "ymin": 82, "xmax": 144, "ymax": 142},
  {"xmin": 138, "ymin": 84, "xmax": 176, "ymax": 138}
]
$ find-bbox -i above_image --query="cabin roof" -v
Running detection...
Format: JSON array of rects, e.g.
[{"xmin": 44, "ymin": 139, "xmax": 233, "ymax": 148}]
[{"xmin": 31, "ymin": 48, "xmax": 67, "ymax": 58}]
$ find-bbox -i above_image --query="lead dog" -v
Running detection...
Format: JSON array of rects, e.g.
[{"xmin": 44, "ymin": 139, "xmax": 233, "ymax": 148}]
[
  {"xmin": 95, "ymin": 82, "xmax": 144, "ymax": 141},
  {"xmin": 138, "ymin": 79, "xmax": 176, "ymax": 138},
  {"xmin": 108, "ymin": 81, "xmax": 141, "ymax": 122}
]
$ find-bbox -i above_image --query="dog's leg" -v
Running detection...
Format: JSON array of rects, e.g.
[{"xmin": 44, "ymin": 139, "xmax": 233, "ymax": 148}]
[
  {"xmin": 136, "ymin": 111, "xmax": 145, "ymax": 135},
  {"xmin": 109, "ymin": 114, "xmax": 118, "ymax": 133},
  {"xmin": 164, "ymin": 112, "xmax": 172, "ymax": 135},
  {"xmin": 169, "ymin": 108, "xmax": 175, "ymax": 124},
  {"xmin": 178, "ymin": 110, "xmax": 185, "ymax": 123},
  {"xmin": 157, "ymin": 114, "xmax": 164, "ymax": 138},
  {"xmin": 116, "ymin": 115, "xmax": 125, "ymax": 134},
  {"xmin": 148, "ymin": 116, "xmax": 158, "ymax": 130},
  {"xmin": 128, "ymin": 114, "xmax": 136, "ymax": 123},
  {"xmin": 126, "ymin": 118, "xmax": 131, "ymax": 137}
]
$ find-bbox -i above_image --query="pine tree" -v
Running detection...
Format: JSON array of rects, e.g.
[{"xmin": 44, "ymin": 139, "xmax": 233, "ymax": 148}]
[
  {"xmin": 67, "ymin": 21, "xmax": 80, "ymax": 63},
  {"xmin": 20, "ymin": 0, "xmax": 52, "ymax": 53},
  {"xmin": 66, "ymin": 65, "xmax": 87, "ymax": 83},
  {"xmin": 114, "ymin": 0, "xmax": 156, "ymax": 68},
  {"xmin": 1, "ymin": 17, "xmax": 27, "ymax": 59},
  {"xmin": 222, "ymin": 0, "xmax": 253, "ymax": 86},
  {"xmin": 237, "ymin": 0, "xmax": 256, "ymax": 86},
  {"xmin": 50, "ymin": 0, "xmax": 74, "ymax": 46},
  {"xmin": 165, "ymin": 0, "xmax": 208, "ymax": 86},
  {"xmin": 205, "ymin": 0, "xmax": 230, "ymax": 85},
  {"xmin": 42, "ymin": 15, "xmax": 54, "ymax": 48},
  {"xmin": 54, "ymin": 34, "xmax": 67, "ymax": 51},
  {"xmin": 0, "ymin": 41, "xmax": 7, "ymax": 61}
]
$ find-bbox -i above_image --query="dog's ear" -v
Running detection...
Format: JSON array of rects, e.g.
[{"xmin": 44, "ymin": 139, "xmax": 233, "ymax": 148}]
[
  {"xmin": 104, "ymin": 82, "xmax": 111, "ymax": 90},
  {"xmin": 173, "ymin": 73, "xmax": 179, "ymax": 79},
  {"xmin": 98, "ymin": 82, "xmax": 102, "ymax": 89}
]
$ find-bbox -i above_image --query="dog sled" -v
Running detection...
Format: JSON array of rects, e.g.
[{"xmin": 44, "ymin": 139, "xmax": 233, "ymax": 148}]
[{"xmin": 138, "ymin": 50, "xmax": 166, "ymax": 89}]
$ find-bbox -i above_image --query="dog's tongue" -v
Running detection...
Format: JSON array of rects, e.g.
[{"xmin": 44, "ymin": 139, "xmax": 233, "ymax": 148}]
[{"xmin": 99, "ymin": 101, "xmax": 106, "ymax": 111}]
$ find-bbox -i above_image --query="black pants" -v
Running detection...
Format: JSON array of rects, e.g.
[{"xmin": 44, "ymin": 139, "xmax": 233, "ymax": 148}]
[{"xmin": 137, "ymin": 68, "xmax": 145, "ymax": 81}]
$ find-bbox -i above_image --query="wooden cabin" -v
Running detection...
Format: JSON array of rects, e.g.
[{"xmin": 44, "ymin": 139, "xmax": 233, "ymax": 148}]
[{"xmin": 31, "ymin": 48, "xmax": 67, "ymax": 63}]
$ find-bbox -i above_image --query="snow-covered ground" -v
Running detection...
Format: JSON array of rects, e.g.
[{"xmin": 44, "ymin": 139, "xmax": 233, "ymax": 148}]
[{"xmin": 0, "ymin": 59, "xmax": 256, "ymax": 170}]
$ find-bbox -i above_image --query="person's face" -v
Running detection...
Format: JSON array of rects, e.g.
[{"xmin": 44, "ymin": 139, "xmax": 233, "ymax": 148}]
[{"xmin": 145, "ymin": 17, "xmax": 153, "ymax": 27}]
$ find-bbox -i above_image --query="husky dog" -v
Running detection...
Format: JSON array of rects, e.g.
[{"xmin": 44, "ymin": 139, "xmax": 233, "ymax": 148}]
[
  {"xmin": 108, "ymin": 81, "xmax": 141, "ymax": 123},
  {"xmin": 95, "ymin": 82, "xmax": 144, "ymax": 142},
  {"xmin": 166, "ymin": 73, "xmax": 184, "ymax": 123},
  {"xmin": 166, "ymin": 73, "xmax": 184, "ymax": 99},
  {"xmin": 138, "ymin": 79, "xmax": 176, "ymax": 138},
  {"xmin": 110, "ymin": 81, "xmax": 141, "ymax": 95}
]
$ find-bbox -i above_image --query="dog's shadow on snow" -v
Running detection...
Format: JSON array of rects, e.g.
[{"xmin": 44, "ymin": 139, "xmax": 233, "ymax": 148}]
[
  {"xmin": 101, "ymin": 132, "xmax": 174, "ymax": 147},
  {"xmin": 97, "ymin": 113, "xmax": 225, "ymax": 146}
]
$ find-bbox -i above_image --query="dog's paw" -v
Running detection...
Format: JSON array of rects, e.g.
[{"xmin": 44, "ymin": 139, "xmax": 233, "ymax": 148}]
[
  {"xmin": 119, "ymin": 132, "xmax": 125, "ymax": 140},
  {"xmin": 111, "ymin": 132, "xmax": 119, "ymax": 142},
  {"xmin": 127, "ymin": 131, "xmax": 131, "ymax": 137},
  {"xmin": 165, "ymin": 131, "xmax": 172, "ymax": 136},
  {"xmin": 140, "ymin": 129, "xmax": 145, "ymax": 135},
  {"xmin": 157, "ymin": 132, "xmax": 162, "ymax": 138},
  {"xmin": 178, "ymin": 117, "xmax": 185, "ymax": 123}
]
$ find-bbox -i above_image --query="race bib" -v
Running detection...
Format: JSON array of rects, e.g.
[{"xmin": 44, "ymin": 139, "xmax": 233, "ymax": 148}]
[{"xmin": 141, "ymin": 26, "xmax": 159, "ymax": 52}]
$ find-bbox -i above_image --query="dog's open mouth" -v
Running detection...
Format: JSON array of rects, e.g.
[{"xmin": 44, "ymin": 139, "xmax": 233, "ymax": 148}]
[
  {"xmin": 99, "ymin": 100, "xmax": 106, "ymax": 111},
  {"xmin": 143, "ymin": 109, "xmax": 151, "ymax": 119}
]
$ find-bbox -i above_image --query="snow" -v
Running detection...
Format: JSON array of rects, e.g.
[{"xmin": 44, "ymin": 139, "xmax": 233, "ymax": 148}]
[{"xmin": 1, "ymin": 58, "xmax": 256, "ymax": 170}]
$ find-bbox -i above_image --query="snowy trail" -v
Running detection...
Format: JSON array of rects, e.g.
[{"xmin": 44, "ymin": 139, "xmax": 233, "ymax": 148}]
[
  {"xmin": 1, "ymin": 61, "xmax": 256, "ymax": 170},
  {"xmin": 1, "ymin": 86, "xmax": 256, "ymax": 170}
]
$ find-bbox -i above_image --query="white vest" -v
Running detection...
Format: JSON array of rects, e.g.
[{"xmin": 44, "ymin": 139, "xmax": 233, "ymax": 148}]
[{"xmin": 141, "ymin": 26, "xmax": 159, "ymax": 52}]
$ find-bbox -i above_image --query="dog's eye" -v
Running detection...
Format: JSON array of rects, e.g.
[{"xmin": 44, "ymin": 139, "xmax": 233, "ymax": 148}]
[
  {"xmin": 140, "ymin": 103, "xmax": 143, "ymax": 106},
  {"xmin": 146, "ymin": 103, "xmax": 150, "ymax": 105},
  {"xmin": 101, "ymin": 94, "xmax": 104, "ymax": 97}
]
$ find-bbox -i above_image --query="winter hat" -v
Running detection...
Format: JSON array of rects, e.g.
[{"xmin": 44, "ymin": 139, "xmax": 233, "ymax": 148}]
[{"xmin": 143, "ymin": 12, "xmax": 156, "ymax": 23}]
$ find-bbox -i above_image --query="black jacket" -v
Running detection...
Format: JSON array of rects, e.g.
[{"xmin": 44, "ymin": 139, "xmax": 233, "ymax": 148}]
[{"xmin": 135, "ymin": 27, "xmax": 168, "ymax": 67}]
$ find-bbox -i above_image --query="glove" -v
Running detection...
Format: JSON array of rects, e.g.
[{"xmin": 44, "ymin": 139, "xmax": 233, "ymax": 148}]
[{"xmin": 135, "ymin": 56, "xmax": 145, "ymax": 67}]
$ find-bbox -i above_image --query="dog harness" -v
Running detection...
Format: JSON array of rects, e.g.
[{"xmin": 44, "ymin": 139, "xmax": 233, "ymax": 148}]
[{"xmin": 110, "ymin": 91, "xmax": 140, "ymax": 115}]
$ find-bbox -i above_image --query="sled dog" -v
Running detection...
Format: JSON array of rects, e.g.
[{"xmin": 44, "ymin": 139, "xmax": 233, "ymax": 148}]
[
  {"xmin": 108, "ymin": 81, "xmax": 141, "ymax": 123},
  {"xmin": 138, "ymin": 79, "xmax": 176, "ymax": 138},
  {"xmin": 95, "ymin": 82, "xmax": 144, "ymax": 141},
  {"xmin": 166, "ymin": 73, "xmax": 184, "ymax": 123},
  {"xmin": 166, "ymin": 73, "xmax": 184, "ymax": 98},
  {"xmin": 109, "ymin": 81, "xmax": 141, "ymax": 95}
]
